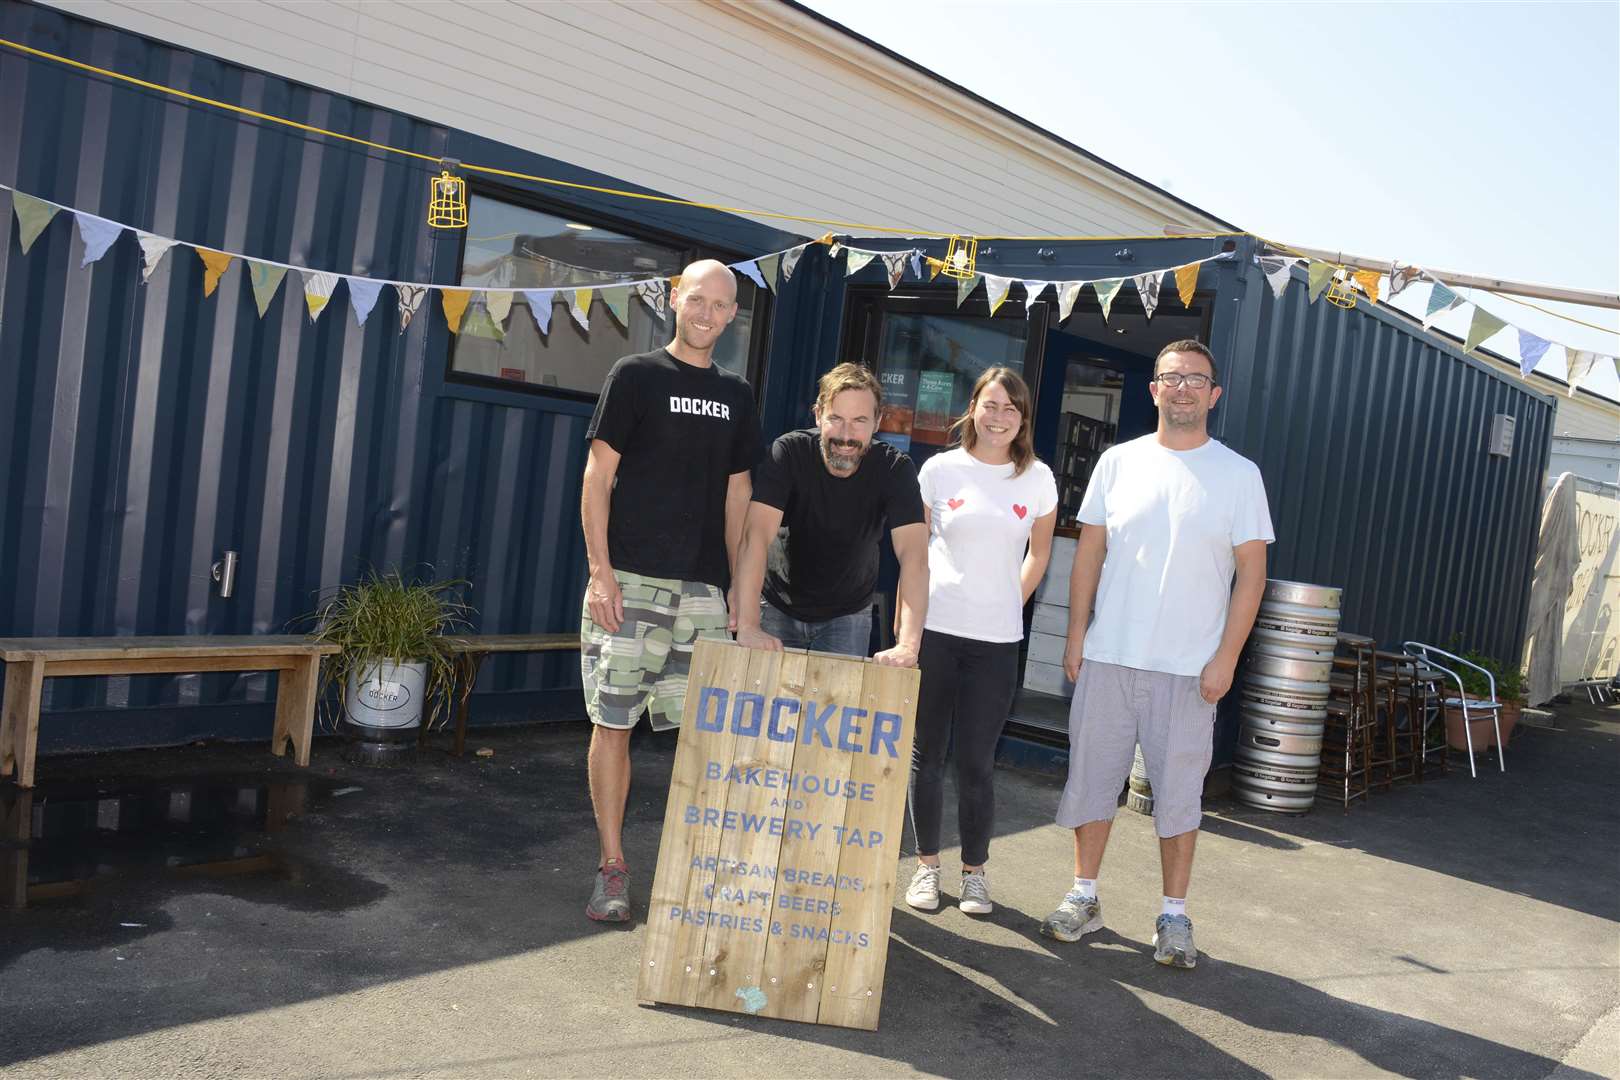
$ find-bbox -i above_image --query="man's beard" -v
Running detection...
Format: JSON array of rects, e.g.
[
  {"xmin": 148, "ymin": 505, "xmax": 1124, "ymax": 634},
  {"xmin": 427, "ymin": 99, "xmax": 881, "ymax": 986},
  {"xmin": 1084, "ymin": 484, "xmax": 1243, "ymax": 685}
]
[
  {"xmin": 1162, "ymin": 401, "xmax": 1204, "ymax": 429},
  {"xmin": 821, "ymin": 434, "xmax": 870, "ymax": 473}
]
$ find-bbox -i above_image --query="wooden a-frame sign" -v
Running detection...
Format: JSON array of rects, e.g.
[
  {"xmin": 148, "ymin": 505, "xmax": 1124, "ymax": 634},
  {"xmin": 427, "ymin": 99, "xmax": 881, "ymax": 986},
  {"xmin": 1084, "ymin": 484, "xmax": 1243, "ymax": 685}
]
[{"xmin": 637, "ymin": 639, "xmax": 919, "ymax": 1030}]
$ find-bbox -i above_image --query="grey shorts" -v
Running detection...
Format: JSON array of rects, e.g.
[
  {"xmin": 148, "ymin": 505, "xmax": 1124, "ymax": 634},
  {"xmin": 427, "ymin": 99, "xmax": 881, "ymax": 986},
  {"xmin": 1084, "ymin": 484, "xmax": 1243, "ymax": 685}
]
[{"xmin": 1055, "ymin": 659, "xmax": 1216, "ymax": 838}]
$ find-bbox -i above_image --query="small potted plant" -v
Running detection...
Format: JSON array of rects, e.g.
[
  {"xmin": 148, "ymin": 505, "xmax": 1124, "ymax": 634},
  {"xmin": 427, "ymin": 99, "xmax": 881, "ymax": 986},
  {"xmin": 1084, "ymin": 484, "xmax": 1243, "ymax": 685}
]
[
  {"xmin": 1443, "ymin": 649, "xmax": 1522, "ymax": 752},
  {"xmin": 306, "ymin": 569, "xmax": 472, "ymax": 766}
]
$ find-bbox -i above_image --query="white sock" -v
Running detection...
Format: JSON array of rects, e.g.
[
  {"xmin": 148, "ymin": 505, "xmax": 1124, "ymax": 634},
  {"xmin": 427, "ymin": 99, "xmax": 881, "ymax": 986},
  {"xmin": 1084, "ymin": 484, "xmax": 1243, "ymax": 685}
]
[
  {"xmin": 1074, "ymin": 876, "xmax": 1098, "ymax": 899},
  {"xmin": 1162, "ymin": 895, "xmax": 1187, "ymax": 918}
]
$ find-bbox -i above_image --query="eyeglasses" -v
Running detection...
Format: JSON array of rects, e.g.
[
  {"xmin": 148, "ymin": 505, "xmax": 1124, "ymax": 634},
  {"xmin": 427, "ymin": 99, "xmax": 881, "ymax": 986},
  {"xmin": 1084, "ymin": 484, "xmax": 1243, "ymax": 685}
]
[{"xmin": 1153, "ymin": 372, "xmax": 1214, "ymax": 389}]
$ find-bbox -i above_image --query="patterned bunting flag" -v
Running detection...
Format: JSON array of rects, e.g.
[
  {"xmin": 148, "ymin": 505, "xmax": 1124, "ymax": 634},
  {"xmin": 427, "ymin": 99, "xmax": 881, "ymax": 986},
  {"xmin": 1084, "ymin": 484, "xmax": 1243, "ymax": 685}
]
[
  {"xmin": 1058, "ymin": 281, "xmax": 1082, "ymax": 323},
  {"xmin": 1565, "ymin": 349, "xmax": 1604, "ymax": 396},
  {"xmin": 196, "ymin": 249, "xmax": 235, "ymax": 298},
  {"xmin": 1387, "ymin": 263, "xmax": 1421, "ymax": 298},
  {"xmin": 521, "ymin": 289, "xmax": 555, "ymax": 335},
  {"xmin": 1092, "ymin": 278, "xmax": 1123, "ymax": 322},
  {"xmin": 394, "ymin": 284, "xmax": 428, "ymax": 333},
  {"xmin": 137, "ymin": 232, "xmax": 179, "ymax": 282},
  {"xmin": 1517, "ymin": 329, "xmax": 1552, "ymax": 377},
  {"xmin": 881, "ymin": 251, "xmax": 907, "ymax": 290},
  {"xmin": 1352, "ymin": 269, "xmax": 1381, "ymax": 305},
  {"xmin": 955, "ymin": 273, "xmax": 980, "ymax": 308},
  {"xmin": 1174, "ymin": 263, "xmax": 1199, "ymax": 308},
  {"xmin": 755, "ymin": 253, "xmax": 781, "ymax": 293},
  {"xmin": 600, "ymin": 286, "xmax": 630, "ymax": 328},
  {"xmin": 247, "ymin": 261, "xmax": 288, "ymax": 317},
  {"xmin": 569, "ymin": 288, "xmax": 593, "ymax": 331},
  {"xmin": 780, "ymin": 244, "xmax": 806, "ymax": 282},
  {"xmin": 983, "ymin": 274, "xmax": 1012, "ymax": 315},
  {"xmin": 1257, "ymin": 256, "xmax": 1297, "ymax": 301},
  {"xmin": 1422, "ymin": 283, "xmax": 1461, "ymax": 329},
  {"xmin": 301, "ymin": 270, "xmax": 340, "ymax": 322},
  {"xmin": 845, "ymin": 250, "xmax": 876, "ymax": 277},
  {"xmin": 1463, "ymin": 306, "xmax": 1507, "ymax": 355},
  {"xmin": 632, "ymin": 280, "xmax": 666, "ymax": 318},
  {"xmin": 12, "ymin": 191, "xmax": 58, "ymax": 254},
  {"xmin": 1133, "ymin": 272, "xmax": 1161, "ymax": 320},
  {"xmin": 72, "ymin": 212, "xmax": 123, "ymax": 267},
  {"xmin": 1306, "ymin": 261, "xmax": 1336, "ymax": 303},
  {"xmin": 734, "ymin": 260, "xmax": 767, "ymax": 290},
  {"xmin": 440, "ymin": 288, "xmax": 471, "ymax": 334},
  {"xmin": 347, "ymin": 277, "xmax": 383, "ymax": 327}
]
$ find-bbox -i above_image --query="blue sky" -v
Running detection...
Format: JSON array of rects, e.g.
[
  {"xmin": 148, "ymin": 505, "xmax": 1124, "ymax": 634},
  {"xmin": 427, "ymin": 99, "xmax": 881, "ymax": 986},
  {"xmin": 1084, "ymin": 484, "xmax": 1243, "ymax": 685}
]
[{"xmin": 802, "ymin": 0, "xmax": 1620, "ymax": 400}]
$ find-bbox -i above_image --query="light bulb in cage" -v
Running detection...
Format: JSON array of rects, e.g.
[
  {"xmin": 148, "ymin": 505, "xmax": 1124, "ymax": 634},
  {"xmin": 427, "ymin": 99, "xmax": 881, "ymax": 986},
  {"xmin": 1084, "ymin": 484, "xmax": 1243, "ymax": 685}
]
[
  {"xmin": 428, "ymin": 168, "xmax": 468, "ymax": 230},
  {"xmin": 941, "ymin": 235, "xmax": 978, "ymax": 279},
  {"xmin": 1325, "ymin": 268, "xmax": 1358, "ymax": 310}
]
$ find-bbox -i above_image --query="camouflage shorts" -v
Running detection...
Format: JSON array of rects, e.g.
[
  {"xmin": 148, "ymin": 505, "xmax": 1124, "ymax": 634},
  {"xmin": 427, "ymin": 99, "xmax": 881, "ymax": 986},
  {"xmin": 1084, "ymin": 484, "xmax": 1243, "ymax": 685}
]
[{"xmin": 580, "ymin": 570, "xmax": 729, "ymax": 731}]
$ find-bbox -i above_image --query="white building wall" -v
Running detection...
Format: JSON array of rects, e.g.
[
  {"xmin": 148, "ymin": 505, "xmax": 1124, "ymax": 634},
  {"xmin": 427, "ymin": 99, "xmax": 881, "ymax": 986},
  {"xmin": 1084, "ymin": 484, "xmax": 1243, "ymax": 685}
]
[{"xmin": 46, "ymin": 0, "xmax": 1225, "ymax": 239}]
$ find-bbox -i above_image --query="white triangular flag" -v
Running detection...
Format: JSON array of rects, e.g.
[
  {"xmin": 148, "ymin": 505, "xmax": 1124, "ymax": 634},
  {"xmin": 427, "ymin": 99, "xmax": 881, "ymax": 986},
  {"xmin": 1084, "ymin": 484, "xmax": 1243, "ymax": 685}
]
[
  {"xmin": 346, "ymin": 278, "xmax": 383, "ymax": 327},
  {"xmin": 301, "ymin": 270, "xmax": 341, "ymax": 323},
  {"xmin": 983, "ymin": 274, "xmax": 1012, "ymax": 315},
  {"xmin": 73, "ymin": 212, "xmax": 123, "ymax": 267},
  {"xmin": 734, "ymin": 260, "xmax": 767, "ymax": 290},
  {"xmin": 1257, "ymin": 256, "xmax": 1298, "ymax": 301},
  {"xmin": 486, "ymin": 289, "xmax": 514, "ymax": 327},
  {"xmin": 136, "ymin": 232, "xmax": 179, "ymax": 282},
  {"xmin": 1057, "ymin": 282, "xmax": 1082, "ymax": 323},
  {"xmin": 844, "ymin": 250, "xmax": 876, "ymax": 277},
  {"xmin": 521, "ymin": 289, "xmax": 555, "ymax": 335},
  {"xmin": 781, "ymin": 244, "xmax": 807, "ymax": 282},
  {"xmin": 1092, "ymin": 278, "xmax": 1124, "ymax": 322},
  {"xmin": 1024, "ymin": 281, "xmax": 1049, "ymax": 315},
  {"xmin": 1566, "ymin": 349, "xmax": 1605, "ymax": 396}
]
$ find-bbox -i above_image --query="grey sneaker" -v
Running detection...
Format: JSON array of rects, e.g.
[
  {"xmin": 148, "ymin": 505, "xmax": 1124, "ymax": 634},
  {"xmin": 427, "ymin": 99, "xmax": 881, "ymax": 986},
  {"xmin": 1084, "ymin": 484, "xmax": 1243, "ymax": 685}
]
[
  {"xmin": 1153, "ymin": 913, "xmax": 1197, "ymax": 968},
  {"xmin": 959, "ymin": 871, "xmax": 993, "ymax": 915},
  {"xmin": 586, "ymin": 860, "xmax": 631, "ymax": 922},
  {"xmin": 1040, "ymin": 890, "xmax": 1103, "ymax": 942},
  {"xmin": 905, "ymin": 862, "xmax": 941, "ymax": 911}
]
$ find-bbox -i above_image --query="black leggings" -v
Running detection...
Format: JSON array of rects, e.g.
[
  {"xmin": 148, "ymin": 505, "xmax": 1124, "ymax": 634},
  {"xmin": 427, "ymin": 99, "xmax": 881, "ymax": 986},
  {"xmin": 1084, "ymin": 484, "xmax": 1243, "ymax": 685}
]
[{"xmin": 908, "ymin": 629, "xmax": 1022, "ymax": 868}]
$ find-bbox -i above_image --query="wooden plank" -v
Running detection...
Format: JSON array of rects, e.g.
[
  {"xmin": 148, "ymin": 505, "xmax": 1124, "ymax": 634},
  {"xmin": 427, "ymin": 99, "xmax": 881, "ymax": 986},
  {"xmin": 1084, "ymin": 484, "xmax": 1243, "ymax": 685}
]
[
  {"xmin": 637, "ymin": 639, "xmax": 752, "ymax": 1008},
  {"xmin": 436, "ymin": 634, "xmax": 578, "ymax": 654},
  {"xmin": 271, "ymin": 654, "xmax": 320, "ymax": 766},
  {"xmin": 1, "ymin": 657, "xmax": 46, "ymax": 787},
  {"xmin": 45, "ymin": 656, "xmax": 304, "ymax": 677},
  {"xmin": 0, "ymin": 636, "xmax": 338, "ymax": 662},
  {"xmin": 818, "ymin": 661, "xmax": 919, "ymax": 1030},
  {"xmin": 690, "ymin": 647, "xmax": 805, "ymax": 1014},
  {"xmin": 2, "ymin": 789, "xmax": 29, "ymax": 910},
  {"xmin": 751, "ymin": 649, "xmax": 865, "ymax": 1024}
]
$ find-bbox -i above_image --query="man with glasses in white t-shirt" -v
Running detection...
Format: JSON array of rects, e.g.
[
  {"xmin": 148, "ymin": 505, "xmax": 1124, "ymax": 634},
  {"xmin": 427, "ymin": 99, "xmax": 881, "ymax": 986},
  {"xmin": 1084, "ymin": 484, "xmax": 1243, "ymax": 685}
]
[{"xmin": 1040, "ymin": 339, "xmax": 1274, "ymax": 969}]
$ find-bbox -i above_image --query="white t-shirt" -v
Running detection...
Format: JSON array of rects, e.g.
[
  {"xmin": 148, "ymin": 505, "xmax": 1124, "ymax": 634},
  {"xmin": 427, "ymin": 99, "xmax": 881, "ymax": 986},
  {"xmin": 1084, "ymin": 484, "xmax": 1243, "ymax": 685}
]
[
  {"xmin": 918, "ymin": 448, "xmax": 1059, "ymax": 643},
  {"xmin": 1078, "ymin": 433, "xmax": 1274, "ymax": 677}
]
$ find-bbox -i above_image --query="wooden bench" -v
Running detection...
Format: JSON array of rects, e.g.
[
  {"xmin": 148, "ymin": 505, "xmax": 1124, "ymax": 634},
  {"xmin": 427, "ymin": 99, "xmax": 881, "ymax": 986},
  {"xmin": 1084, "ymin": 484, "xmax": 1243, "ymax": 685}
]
[
  {"xmin": 0, "ymin": 636, "xmax": 339, "ymax": 789},
  {"xmin": 433, "ymin": 634, "xmax": 579, "ymax": 756}
]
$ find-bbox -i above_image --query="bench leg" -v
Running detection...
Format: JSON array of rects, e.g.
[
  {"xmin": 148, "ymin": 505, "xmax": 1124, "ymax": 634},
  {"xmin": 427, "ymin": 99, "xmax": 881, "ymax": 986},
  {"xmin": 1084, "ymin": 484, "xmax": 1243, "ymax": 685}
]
[
  {"xmin": 1, "ymin": 658, "xmax": 46, "ymax": 789},
  {"xmin": 272, "ymin": 655, "xmax": 320, "ymax": 767},
  {"xmin": 3, "ymin": 788, "xmax": 31, "ymax": 909},
  {"xmin": 453, "ymin": 653, "xmax": 488, "ymax": 758}
]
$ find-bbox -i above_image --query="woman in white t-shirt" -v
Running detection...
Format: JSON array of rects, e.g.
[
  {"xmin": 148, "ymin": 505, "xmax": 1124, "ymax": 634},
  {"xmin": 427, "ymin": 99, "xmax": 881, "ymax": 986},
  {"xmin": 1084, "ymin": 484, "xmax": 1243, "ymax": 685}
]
[{"xmin": 905, "ymin": 367, "xmax": 1058, "ymax": 916}]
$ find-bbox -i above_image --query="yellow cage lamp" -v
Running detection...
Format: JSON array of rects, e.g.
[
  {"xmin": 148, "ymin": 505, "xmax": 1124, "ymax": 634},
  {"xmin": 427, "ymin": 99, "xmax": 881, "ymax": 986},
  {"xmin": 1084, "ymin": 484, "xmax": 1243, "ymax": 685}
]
[
  {"xmin": 428, "ymin": 161, "xmax": 468, "ymax": 230},
  {"xmin": 941, "ymin": 235, "xmax": 978, "ymax": 279}
]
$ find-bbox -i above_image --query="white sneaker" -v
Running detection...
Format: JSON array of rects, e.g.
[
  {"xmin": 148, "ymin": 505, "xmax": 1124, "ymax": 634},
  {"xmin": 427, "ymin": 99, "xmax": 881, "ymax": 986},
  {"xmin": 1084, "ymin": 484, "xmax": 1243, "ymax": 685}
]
[
  {"xmin": 959, "ymin": 870, "xmax": 993, "ymax": 915},
  {"xmin": 905, "ymin": 862, "xmax": 941, "ymax": 911}
]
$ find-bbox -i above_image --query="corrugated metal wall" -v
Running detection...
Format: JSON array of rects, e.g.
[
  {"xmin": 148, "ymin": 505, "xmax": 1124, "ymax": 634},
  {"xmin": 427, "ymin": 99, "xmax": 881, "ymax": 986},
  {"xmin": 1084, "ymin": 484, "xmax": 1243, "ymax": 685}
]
[
  {"xmin": 1213, "ymin": 244, "xmax": 1554, "ymax": 665},
  {"xmin": 0, "ymin": 0, "xmax": 795, "ymax": 716}
]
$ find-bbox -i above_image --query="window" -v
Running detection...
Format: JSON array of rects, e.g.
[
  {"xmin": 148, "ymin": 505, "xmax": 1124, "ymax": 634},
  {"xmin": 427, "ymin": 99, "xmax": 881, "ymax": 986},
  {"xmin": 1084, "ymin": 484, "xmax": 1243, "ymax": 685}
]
[{"xmin": 448, "ymin": 191, "xmax": 763, "ymax": 396}]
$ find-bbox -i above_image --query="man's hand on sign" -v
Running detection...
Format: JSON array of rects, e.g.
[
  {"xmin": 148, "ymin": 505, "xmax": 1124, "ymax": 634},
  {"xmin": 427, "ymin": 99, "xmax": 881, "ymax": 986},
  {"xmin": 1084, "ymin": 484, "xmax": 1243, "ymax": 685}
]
[
  {"xmin": 1199, "ymin": 654, "xmax": 1237, "ymax": 704},
  {"xmin": 873, "ymin": 642, "xmax": 919, "ymax": 668},
  {"xmin": 736, "ymin": 625, "xmax": 783, "ymax": 653},
  {"xmin": 586, "ymin": 569, "xmax": 624, "ymax": 633}
]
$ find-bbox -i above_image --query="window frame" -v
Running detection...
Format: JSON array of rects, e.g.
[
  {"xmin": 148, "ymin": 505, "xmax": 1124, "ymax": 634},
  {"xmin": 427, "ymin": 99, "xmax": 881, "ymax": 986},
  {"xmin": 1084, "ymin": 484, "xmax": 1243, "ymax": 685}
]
[{"xmin": 443, "ymin": 178, "xmax": 773, "ymax": 407}]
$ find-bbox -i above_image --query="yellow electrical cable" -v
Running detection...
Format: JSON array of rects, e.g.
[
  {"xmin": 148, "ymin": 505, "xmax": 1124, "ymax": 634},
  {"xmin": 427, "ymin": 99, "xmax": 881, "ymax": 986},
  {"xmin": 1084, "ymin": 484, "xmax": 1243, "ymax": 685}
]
[{"xmin": 2, "ymin": 35, "xmax": 1613, "ymax": 341}]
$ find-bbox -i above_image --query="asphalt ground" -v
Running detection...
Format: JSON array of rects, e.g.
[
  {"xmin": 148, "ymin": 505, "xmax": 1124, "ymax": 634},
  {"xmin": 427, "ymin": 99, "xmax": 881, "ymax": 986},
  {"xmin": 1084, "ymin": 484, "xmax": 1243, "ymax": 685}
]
[{"xmin": 2, "ymin": 699, "xmax": 1616, "ymax": 1078}]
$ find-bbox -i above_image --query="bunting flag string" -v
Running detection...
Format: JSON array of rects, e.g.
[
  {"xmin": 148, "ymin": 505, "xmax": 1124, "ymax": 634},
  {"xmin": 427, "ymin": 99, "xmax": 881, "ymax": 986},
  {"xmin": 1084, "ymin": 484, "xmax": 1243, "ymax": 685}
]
[{"xmin": 1254, "ymin": 252, "xmax": 1617, "ymax": 389}]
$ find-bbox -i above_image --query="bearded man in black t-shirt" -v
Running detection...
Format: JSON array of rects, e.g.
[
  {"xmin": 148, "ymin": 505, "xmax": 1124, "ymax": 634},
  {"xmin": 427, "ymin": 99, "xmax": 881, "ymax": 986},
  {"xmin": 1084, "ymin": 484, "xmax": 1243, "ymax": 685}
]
[
  {"xmin": 732, "ymin": 363, "xmax": 929, "ymax": 667},
  {"xmin": 578, "ymin": 259, "xmax": 764, "ymax": 924}
]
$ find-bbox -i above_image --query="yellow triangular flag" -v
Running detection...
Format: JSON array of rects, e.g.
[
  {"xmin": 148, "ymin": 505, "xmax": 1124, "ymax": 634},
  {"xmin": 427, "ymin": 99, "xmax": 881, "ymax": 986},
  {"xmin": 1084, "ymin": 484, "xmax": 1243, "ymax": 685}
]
[
  {"xmin": 441, "ymin": 288, "xmax": 471, "ymax": 334},
  {"xmin": 1352, "ymin": 269, "xmax": 1381, "ymax": 305},
  {"xmin": 571, "ymin": 288, "xmax": 594, "ymax": 331},
  {"xmin": 196, "ymin": 248, "xmax": 234, "ymax": 298},
  {"xmin": 927, "ymin": 258, "xmax": 944, "ymax": 281},
  {"xmin": 1174, "ymin": 263, "xmax": 1199, "ymax": 308}
]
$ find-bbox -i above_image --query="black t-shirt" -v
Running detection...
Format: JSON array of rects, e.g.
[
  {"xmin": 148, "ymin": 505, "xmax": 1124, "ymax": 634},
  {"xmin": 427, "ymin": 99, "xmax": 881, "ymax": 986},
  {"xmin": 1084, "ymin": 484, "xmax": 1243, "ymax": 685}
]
[
  {"xmin": 751, "ymin": 429, "xmax": 925, "ymax": 621},
  {"xmin": 586, "ymin": 349, "xmax": 763, "ymax": 589}
]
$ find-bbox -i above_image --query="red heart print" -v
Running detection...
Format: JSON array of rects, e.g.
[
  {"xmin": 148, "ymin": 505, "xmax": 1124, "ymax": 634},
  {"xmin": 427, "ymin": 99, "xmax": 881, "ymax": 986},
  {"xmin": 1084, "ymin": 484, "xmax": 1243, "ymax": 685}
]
[
  {"xmin": 947, "ymin": 498, "xmax": 964, "ymax": 510},
  {"xmin": 1012, "ymin": 504, "xmax": 1028, "ymax": 519}
]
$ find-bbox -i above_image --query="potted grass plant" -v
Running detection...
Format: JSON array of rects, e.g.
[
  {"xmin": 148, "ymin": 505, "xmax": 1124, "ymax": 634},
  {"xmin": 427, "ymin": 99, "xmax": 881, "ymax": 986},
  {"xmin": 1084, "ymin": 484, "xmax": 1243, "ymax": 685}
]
[
  {"xmin": 306, "ymin": 570, "xmax": 472, "ymax": 766},
  {"xmin": 1443, "ymin": 649, "xmax": 1523, "ymax": 751}
]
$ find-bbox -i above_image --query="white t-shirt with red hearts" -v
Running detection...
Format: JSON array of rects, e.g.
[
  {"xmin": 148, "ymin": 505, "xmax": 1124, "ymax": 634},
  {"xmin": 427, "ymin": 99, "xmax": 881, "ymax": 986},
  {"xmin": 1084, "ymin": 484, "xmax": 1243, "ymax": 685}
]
[{"xmin": 918, "ymin": 447, "xmax": 1059, "ymax": 643}]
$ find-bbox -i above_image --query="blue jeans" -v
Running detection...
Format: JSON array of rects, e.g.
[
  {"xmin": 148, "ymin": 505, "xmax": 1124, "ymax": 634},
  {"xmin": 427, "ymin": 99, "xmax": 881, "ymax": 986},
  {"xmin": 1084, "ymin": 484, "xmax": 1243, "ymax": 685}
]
[{"xmin": 758, "ymin": 601, "xmax": 873, "ymax": 658}]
